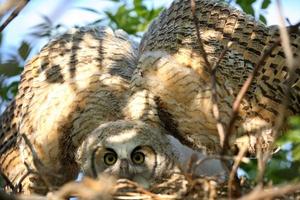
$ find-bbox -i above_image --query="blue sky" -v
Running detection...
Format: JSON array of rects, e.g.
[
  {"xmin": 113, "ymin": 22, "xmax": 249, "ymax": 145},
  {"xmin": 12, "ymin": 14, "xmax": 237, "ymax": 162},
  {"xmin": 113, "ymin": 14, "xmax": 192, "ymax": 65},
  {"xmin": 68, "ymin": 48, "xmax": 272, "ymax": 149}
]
[{"xmin": 0, "ymin": 0, "xmax": 299, "ymax": 59}]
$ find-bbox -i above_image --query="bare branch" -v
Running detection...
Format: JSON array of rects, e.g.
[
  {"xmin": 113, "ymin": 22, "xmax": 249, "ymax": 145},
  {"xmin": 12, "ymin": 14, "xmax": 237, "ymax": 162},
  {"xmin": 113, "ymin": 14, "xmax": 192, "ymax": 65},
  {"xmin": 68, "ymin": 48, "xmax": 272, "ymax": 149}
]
[
  {"xmin": 276, "ymin": 0, "xmax": 294, "ymax": 68},
  {"xmin": 190, "ymin": 0, "xmax": 228, "ymax": 149},
  {"xmin": 0, "ymin": 0, "xmax": 30, "ymax": 32},
  {"xmin": 212, "ymin": 42, "xmax": 233, "ymax": 148},
  {"xmin": 228, "ymin": 145, "xmax": 248, "ymax": 199},
  {"xmin": 190, "ymin": 0, "xmax": 211, "ymax": 71},
  {"xmin": 238, "ymin": 183, "xmax": 300, "ymax": 200}
]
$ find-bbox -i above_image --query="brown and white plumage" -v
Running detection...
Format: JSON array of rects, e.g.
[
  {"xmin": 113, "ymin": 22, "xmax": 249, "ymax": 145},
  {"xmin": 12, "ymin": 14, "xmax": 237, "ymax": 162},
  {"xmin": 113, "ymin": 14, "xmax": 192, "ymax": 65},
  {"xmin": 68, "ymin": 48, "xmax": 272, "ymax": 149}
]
[
  {"xmin": 0, "ymin": 26, "xmax": 139, "ymax": 194},
  {"xmin": 133, "ymin": 0, "xmax": 300, "ymax": 153},
  {"xmin": 1, "ymin": 0, "xmax": 300, "ymax": 195}
]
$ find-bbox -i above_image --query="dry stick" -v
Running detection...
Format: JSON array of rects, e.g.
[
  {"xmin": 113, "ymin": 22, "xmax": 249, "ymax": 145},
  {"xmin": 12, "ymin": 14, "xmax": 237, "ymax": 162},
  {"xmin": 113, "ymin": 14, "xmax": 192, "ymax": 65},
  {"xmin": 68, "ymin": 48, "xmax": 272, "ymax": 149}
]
[
  {"xmin": 255, "ymin": 136, "xmax": 265, "ymax": 185},
  {"xmin": 190, "ymin": 0, "xmax": 211, "ymax": 71},
  {"xmin": 211, "ymin": 42, "xmax": 233, "ymax": 148},
  {"xmin": 116, "ymin": 179, "xmax": 172, "ymax": 200},
  {"xmin": 190, "ymin": 0, "xmax": 227, "ymax": 148},
  {"xmin": 0, "ymin": 0, "xmax": 29, "ymax": 32},
  {"xmin": 228, "ymin": 145, "xmax": 248, "ymax": 199},
  {"xmin": 238, "ymin": 182, "xmax": 300, "ymax": 200},
  {"xmin": 277, "ymin": 0, "xmax": 294, "ymax": 68}
]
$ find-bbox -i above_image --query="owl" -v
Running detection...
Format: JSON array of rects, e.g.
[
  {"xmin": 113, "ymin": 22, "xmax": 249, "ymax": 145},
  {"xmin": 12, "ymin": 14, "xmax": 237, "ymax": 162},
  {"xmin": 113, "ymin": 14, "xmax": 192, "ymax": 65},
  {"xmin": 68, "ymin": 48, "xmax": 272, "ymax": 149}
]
[{"xmin": 2, "ymin": 0, "xmax": 299, "ymax": 196}]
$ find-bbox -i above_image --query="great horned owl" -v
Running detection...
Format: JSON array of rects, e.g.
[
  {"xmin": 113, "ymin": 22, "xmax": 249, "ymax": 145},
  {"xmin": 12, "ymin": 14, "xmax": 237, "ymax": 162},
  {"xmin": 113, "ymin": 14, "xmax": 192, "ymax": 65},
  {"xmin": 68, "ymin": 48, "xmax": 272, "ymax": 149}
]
[{"xmin": 1, "ymin": 0, "xmax": 300, "ymax": 196}]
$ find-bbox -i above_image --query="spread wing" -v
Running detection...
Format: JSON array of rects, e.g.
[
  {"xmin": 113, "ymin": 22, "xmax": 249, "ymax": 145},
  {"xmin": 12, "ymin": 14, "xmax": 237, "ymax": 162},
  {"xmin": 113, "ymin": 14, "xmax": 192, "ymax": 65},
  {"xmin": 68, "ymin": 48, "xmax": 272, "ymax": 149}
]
[
  {"xmin": 0, "ymin": 26, "xmax": 138, "ymax": 193},
  {"xmin": 133, "ymin": 0, "xmax": 300, "ymax": 153}
]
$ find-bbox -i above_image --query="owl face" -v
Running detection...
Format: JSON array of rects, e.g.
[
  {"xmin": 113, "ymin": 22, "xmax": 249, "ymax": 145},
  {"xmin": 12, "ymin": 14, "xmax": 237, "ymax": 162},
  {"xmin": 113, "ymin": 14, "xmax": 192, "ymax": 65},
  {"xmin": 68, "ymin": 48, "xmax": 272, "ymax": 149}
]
[{"xmin": 77, "ymin": 120, "xmax": 178, "ymax": 188}]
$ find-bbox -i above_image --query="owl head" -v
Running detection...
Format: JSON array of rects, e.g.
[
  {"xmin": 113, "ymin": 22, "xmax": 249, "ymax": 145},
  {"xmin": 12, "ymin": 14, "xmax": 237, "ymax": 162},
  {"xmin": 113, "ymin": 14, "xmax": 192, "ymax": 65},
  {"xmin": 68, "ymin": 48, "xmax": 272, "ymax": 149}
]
[{"xmin": 76, "ymin": 120, "xmax": 179, "ymax": 188}]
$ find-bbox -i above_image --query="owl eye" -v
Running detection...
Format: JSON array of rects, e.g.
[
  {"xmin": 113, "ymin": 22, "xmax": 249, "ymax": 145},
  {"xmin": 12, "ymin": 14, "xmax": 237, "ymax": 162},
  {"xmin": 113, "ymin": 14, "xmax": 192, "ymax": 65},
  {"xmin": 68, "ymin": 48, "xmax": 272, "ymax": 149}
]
[
  {"xmin": 131, "ymin": 151, "xmax": 145, "ymax": 164},
  {"xmin": 104, "ymin": 152, "xmax": 117, "ymax": 165}
]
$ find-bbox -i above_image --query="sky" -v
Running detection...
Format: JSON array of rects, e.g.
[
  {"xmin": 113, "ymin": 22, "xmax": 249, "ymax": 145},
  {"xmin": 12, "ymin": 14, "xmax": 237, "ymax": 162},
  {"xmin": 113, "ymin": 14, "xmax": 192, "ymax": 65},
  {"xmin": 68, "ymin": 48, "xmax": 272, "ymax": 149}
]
[{"xmin": 0, "ymin": 0, "xmax": 299, "ymax": 61}]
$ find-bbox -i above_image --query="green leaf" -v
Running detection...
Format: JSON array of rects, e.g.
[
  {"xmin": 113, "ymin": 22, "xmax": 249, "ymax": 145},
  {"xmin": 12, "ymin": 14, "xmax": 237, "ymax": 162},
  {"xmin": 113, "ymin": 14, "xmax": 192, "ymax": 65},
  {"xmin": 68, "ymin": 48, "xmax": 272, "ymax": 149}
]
[
  {"xmin": 0, "ymin": 62, "xmax": 23, "ymax": 77},
  {"xmin": 18, "ymin": 42, "xmax": 31, "ymax": 60},
  {"xmin": 104, "ymin": 1, "xmax": 163, "ymax": 35},
  {"xmin": 236, "ymin": 0, "xmax": 256, "ymax": 16},
  {"xmin": 259, "ymin": 14, "xmax": 267, "ymax": 24},
  {"xmin": 261, "ymin": 0, "xmax": 271, "ymax": 9}
]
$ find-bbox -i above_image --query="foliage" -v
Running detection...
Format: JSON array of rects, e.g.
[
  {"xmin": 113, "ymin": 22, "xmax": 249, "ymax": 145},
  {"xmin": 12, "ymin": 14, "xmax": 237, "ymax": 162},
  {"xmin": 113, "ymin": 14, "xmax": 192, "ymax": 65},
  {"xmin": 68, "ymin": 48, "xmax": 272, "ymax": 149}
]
[
  {"xmin": 0, "ymin": 36, "xmax": 30, "ymax": 107},
  {"xmin": 228, "ymin": 0, "xmax": 271, "ymax": 24},
  {"xmin": 104, "ymin": 0, "xmax": 163, "ymax": 36}
]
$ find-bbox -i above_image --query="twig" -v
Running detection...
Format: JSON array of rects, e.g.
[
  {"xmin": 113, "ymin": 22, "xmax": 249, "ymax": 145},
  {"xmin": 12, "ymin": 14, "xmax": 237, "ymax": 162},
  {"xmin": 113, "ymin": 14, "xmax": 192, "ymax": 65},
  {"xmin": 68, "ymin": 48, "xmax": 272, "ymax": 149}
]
[
  {"xmin": 228, "ymin": 145, "xmax": 248, "ymax": 199},
  {"xmin": 211, "ymin": 42, "xmax": 233, "ymax": 148},
  {"xmin": 190, "ymin": 0, "xmax": 211, "ymax": 72},
  {"xmin": 238, "ymin": 182, "xmax": 300, "ymax": 200},
  {"xmin": 255, "ymin": 136, "xmax": 266, "ymax": 185},
  {"xmin": 190, "ymin": 0, "xmax": 228, "ymax": 149},
  {"xmin": 0, "ymin": 0, "xmax": 29, "ymax": 32},
  {"xmin": 276, "ymin": 0, "xmax": 294, "ymax": 68}
]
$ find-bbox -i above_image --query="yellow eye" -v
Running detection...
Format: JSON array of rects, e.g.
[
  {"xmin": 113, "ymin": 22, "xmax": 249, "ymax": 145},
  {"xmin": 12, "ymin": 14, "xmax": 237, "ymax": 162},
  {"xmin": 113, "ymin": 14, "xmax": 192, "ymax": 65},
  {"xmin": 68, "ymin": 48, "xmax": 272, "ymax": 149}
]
[
  {"xmin": 132, "ymin": 152, "xmax": 145, "ymax": 164},
  {"xmin": 104, "ymin": 152, "xmax": 117, "ymax": 165}
]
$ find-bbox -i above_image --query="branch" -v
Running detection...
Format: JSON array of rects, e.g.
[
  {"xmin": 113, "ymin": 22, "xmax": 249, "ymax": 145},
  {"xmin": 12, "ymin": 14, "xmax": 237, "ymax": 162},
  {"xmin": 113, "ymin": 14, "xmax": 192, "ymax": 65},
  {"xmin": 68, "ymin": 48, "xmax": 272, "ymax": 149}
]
[
  {"xmin": 211, "ymin": 42, "xmax": 233, "ymax": 148},
  {"xmin": 0, "ymin": 0, "xmax": 30, "ymax": 32},
  {"xmin": 238, "ymin": 183, "xmax": 300, "ymax": 200},
  {"xmin": 228, "ymin": 145, "xmax": 248, "ymax": 199},
  {"xmin": 190, "ymin": 0, "xmax": 211, "ymax": 72},
  {"xmin": 190, "ymin": 0, "xmax": 227, "ymax": 149}
]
